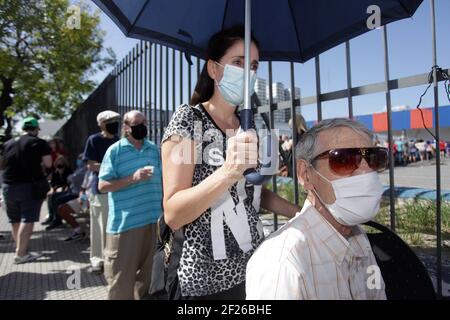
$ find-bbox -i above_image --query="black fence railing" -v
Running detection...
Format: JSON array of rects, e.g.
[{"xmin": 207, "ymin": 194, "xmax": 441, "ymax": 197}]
[{"xmin": 57, "ymin": 73, "xmax": 117, "ymax": 166}]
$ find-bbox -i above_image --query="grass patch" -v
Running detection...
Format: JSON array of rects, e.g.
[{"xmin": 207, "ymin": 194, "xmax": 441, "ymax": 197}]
[{"xmin": 375, "ymin": 199, "xmax": 450, "ymax": 248}]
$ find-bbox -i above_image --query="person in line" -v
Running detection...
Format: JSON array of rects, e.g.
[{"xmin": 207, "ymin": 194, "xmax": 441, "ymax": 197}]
[
  {"xmin": 82, "ymin": 110, "xmax": 120, "ymax": 274},
  {"xmin": 99, "ymin": 110, "xmax": 162, "ymax": 300},
  {"xmin": 246, "ymin": 118, "xmax": 387, "ymax": 300},
  {"xmin": 44, "ymin": 155, "xmax": 73, "ymax": 230},
  {"xmin": 58, "ymin": 155, "xmax": 91, "ymax": 241},
  {"xmin": 161, "ymin": 26, "xmax": 299, "ymax": 300},
  {"xmin": 1, "ymin": 117, "xmax": 52, "ymax": 264}
]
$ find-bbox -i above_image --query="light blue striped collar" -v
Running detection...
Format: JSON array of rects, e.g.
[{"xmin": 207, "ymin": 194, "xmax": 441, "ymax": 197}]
[{"xmin": 119, "ymin": 137, "xmax": 153, "ymax": 151}]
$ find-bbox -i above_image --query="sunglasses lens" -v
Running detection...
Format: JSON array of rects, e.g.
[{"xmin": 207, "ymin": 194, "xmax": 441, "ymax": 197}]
[
  {"xmin": 367, "ymin": 148, "xmax": 389, "ymax": 172},
  {"xmin": 328, "ymin": 149, "xmax": 361, "ymax": 175}
]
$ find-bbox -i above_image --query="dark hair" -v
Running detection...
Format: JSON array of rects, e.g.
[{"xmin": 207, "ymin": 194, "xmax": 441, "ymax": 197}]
[{"xmin": 190, "ymin": 25, "xmax": 260, "ymax": 106}]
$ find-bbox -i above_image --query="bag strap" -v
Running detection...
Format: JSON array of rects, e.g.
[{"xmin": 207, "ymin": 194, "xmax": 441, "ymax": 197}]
[{"xmin": 185, "ymin": 103, "xmax": 202, "ymax": 123}]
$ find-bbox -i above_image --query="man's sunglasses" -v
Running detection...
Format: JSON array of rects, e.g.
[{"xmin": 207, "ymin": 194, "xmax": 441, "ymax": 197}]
[{"xmin": 312, "ymin": 147, "xmax": 389, "ymax": 176}]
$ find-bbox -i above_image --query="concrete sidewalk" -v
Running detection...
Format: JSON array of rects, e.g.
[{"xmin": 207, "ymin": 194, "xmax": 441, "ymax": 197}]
[{"xmin": 0, "ymin": 203, "xmax": 108, "ymax": 300}]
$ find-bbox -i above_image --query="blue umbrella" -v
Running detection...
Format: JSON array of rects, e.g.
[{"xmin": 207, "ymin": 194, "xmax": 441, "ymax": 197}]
[
  {"xmin": 93, "ymin": 0, "xmax": 423, "ymax": 63},
  {"xmin": 94, "ymin": 0, "xmax": 423, "ymax": 184}
]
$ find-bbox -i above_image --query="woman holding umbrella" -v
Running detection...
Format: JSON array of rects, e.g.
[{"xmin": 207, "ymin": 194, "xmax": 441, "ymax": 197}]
[{"xmin": 161, "ymin": 26, "xmax": 299, "ymax": 300}]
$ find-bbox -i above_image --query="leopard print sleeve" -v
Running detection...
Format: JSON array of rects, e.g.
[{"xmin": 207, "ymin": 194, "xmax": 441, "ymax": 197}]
[{"xmin": 161, "ymin": 104, "xmax": 199, "ymax": 145}]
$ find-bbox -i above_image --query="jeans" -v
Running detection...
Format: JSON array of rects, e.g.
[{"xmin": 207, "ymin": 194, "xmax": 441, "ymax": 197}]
[{"xmin": 47, "ymin": 191, "xmax": 78, "ymax": 224}]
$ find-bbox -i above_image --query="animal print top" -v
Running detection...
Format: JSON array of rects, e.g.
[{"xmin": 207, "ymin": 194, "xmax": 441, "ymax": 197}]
[{"xmin": 161, "ymin": 104, "xmax": 264, "ymax": 297}]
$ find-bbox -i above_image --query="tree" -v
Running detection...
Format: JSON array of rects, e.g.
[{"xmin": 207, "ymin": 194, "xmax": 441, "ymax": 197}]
[{"xmin": 0, "ymin": 0, "xmax": 116, "ymax": 134}]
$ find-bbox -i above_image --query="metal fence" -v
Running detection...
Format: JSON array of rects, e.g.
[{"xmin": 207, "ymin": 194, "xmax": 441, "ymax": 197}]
[
  {"xmin": 57, "ymin": 73, "xmax": 117, "ymax": 166},
  {"xmin": 59, "ymin": 0, "xmax": 448, "ymax": 298}
]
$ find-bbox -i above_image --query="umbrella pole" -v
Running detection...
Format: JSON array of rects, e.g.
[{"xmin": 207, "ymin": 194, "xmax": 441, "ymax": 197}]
[
  {"xmin": 242, "ymin": 0, "xmax": 277, "ymax": 186},
  {"xmin": 242, "ymin": 0, "xmax": 261, "ymax": 184},
  {"xmin": 244, "ymin": 0, "xmax": 252, "ymax": 112},
  {"xmin": 241, "ymin": 0, "xmax": 252, "ymax": 131}
]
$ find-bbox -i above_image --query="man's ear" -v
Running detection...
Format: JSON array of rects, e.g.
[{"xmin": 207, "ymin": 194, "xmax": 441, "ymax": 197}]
[
  {"xmin": 297, "ymin": 159, "xmax": 314, "ymax": 191},
  {"xmin": 207, "ymin": 60, "xmax": 217, "ymax": 81}
]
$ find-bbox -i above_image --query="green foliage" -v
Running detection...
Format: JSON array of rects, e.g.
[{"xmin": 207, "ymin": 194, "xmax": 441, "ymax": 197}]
[
  {"xmin": 374, "ymin": 199, "xmax": 450, "ymax": 247},
  {"xmin": 0, "ymin": 0, "xmax": 116, "ymax": 122}
]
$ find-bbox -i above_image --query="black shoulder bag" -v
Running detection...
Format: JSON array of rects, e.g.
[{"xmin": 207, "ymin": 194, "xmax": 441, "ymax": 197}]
[{"xmin": 149, "ymin": 216, "xmax": 184, "ymax": 299}]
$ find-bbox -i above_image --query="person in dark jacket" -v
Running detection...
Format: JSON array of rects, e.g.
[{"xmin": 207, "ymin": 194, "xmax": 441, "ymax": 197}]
[{"xmin": 1, "ymin": 117, "xmax": 52, "ymax": 264}]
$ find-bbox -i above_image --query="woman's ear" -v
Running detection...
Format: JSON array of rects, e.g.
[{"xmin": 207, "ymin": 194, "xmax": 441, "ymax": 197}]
[
  {"xmin": 207, "ymin": 60, "xmax": 217, "ymax": 81},
  {"xmin": 297, "ymin": 160, "xmax": 314, "ymax": 191}
]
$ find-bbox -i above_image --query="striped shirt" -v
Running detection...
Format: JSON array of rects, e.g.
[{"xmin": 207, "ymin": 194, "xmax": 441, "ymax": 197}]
[
  {"xmin": 99, "ymin": 138, "xmax": 162, "ymax": 234},
  {"xmin": 246, "ymin": 199, "xmax": 386, "ymax": 300}
]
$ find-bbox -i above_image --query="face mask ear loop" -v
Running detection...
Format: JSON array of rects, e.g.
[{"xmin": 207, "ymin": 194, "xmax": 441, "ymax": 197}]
[
  {"xmin": 308, "ymin": 163, "xmax": 333, "ymax": 207},
  {"xmin": 310, "ymin": 163, "xmax": 331, "ymax": 184},
  {"xmin": 214, "ymin": 61, "xmax": 225, "ymax": 69},
  {"xmin": 214, "ymin": 62, "xmax": 224, "ymax": 88}
]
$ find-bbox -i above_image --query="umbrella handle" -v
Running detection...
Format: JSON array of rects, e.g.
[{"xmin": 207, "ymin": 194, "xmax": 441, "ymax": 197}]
[{"xmin": 241, "ymin": 109, "xmax": 277, "ymax": 185}]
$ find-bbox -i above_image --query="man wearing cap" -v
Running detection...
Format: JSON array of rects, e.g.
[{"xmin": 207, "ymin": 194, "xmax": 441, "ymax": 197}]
[
  {"xmin": 0, "ymin": 117, "xmax": 52, "ymax": 264},
  {"xmin": 98, "ymin": 110, "xmax": 162, "ymax": 300},
  {"xmin": 82, "ymin": 110, "xmax": 120, "ymax": 274}
]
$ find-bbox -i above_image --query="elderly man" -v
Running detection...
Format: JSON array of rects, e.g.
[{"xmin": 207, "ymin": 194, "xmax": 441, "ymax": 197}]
[
  {"xmin": 246, "ymin": 118, "xmax": 388, "ymax": 300},
  {"xmin": 82, "ymin": 110, "xmax": 121, "ymax": 274},
  {"xmin": 99, "ymin": 110, "xmax": 162, "ymax": 300}
]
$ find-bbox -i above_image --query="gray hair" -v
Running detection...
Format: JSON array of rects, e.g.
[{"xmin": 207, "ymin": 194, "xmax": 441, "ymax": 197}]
[
  {"xmin": 295, "ymin": 118, "xmax": 373, "ymax": 163},
  {"xmin": 122, "ymin": 110, "xmax": 146, "ymax": 137},
  {"xmin": 123, "ymin": 110, "xmax": 145, "ymax": 124}
]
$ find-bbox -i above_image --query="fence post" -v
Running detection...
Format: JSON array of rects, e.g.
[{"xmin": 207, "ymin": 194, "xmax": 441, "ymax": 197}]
[
  {"xmin": 290, "ymin": 62, "xmax": 299, "ymax": 206},
  {"xmin": 315, "ymin": 56, "xmax": 322, "ymax": 121},
  {"xmin": 159, "ymin": 45, "xmax": 163, "ymax": 145},
  {"xmin": 430, "ymin": 0, "xmax": 442, "ymax": 298},
  {"xmin": 153, "ymin": 44, "xmax": 158, "ymax": 144},
  {"xmin": 345, "ymin": 41, "xmax": 354, "ymax": 119},
  {"xmin": 382, "ymin": 25, "xmax": 396, "ymax": 232},
  {"xmin": 165, "ymin": 46, "xmax": 169, "ymax": 129},
  {"xmin": 172, "ymin": 49, "xmax": 176, "ymax": 113},
  {"xmin": 180, "ymin": 51, "xmax": 184, "ymax": 106},
  {"xmin": 268, "ymin": 61, "xmax": 278, "ymax": 231}
]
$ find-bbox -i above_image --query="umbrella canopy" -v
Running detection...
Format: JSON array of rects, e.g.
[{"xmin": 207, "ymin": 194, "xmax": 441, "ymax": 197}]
[{"xmin": 93, "ymin": 0, "xmax": 423, "ymax": 63}]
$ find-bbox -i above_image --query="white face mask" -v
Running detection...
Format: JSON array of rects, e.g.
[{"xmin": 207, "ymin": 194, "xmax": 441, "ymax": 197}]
[
  {"xmin": 215, "ymin": 62, "xmax": 256, "ymax": 107},
  {"xmin": 311, "ymin": 167, "xmax": 384, "ymax": 226}
]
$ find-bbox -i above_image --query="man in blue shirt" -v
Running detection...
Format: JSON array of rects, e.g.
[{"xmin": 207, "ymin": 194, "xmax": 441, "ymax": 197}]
[
  {"xmin": 99, "ymin": 110, "xmax": 162, "ymax": 300},
  {"xmin": 82, "ymin": 110, "xmax": 120, "ymax": 274}
]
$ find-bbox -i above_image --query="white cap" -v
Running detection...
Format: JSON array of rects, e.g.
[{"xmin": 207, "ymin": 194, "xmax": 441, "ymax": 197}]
[{"xmin": 96, "ymin": 110, "xmax": 120, "ymax": 125}]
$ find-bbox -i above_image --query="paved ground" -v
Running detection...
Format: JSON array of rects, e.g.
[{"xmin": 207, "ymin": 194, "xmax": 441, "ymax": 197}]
[
  {"xmin": 0, "ymin": 204, "xmax": 108, "ymax": 300},
  {"xmin": 379, "ymin": 157, "xmax": 450, "ymax": 190}
]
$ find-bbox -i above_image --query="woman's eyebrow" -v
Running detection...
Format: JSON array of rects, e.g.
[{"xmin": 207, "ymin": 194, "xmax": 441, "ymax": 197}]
[{"xmin": 231, "ymin": 55, "xmax": 259, "ymax": 64}]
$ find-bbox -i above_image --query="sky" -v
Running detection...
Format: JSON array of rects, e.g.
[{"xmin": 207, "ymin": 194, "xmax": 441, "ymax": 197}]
[{"xmin": 89, "ymin": 0, "xmax": 450, "ymax": 122}]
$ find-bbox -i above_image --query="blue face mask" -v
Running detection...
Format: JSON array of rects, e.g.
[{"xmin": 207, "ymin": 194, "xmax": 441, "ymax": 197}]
[{"xmin": 215, "ymin": 62, "xmax": 257, "ymax": 107}]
